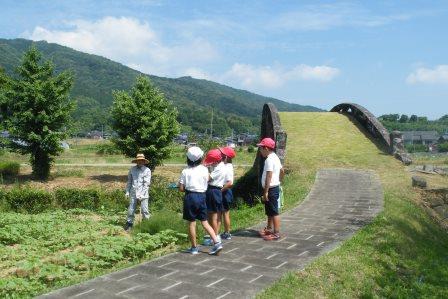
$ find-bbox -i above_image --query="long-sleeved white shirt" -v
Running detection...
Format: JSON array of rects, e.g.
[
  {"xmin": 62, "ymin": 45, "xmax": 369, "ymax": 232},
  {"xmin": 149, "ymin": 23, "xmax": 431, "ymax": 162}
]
[{"xmin": 125, "ymin": 165, "xmax": 151, "ymax": 199}]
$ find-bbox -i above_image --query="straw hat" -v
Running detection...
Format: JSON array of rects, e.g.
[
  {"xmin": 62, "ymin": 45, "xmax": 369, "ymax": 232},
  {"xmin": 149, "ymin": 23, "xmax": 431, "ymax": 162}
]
[{"xmin": 132, "ymin": 153, "xmax": 149, "ymax": 164}]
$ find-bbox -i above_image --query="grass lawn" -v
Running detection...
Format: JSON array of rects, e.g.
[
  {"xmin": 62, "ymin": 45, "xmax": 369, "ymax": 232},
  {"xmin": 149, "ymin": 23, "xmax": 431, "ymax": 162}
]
[{"xmin": 258, "ymin": 112, "xmax": 448, "ymax": 298}]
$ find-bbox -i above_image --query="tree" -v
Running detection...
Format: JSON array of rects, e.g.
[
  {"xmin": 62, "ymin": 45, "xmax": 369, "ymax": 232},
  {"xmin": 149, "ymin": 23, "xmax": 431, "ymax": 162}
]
[
  {"xmin": 379, "ymin": 114, "xmax": 399, "ymax": 122},
  {"xmin": 111, "ymin": 75, "xmax": 179, "ymax": 170},
  {"xmin": 399, "ymin": 114, "xmax": 409, "ymax": 123},
  {"xmin": 0, "ymin": 68, "xmax": 10, "ymax": 130},
  {"xmin": 5, "ymin": 46, "xmax": 74, "ymax": 180},
  {"xmin": 409, "ymin": 115, "xmax": 418, "ymax": 122}
]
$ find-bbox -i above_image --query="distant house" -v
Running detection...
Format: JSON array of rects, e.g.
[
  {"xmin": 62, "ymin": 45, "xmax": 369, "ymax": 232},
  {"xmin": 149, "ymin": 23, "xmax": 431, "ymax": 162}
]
[
  {"xmin": 402, "ymin": 131, "xmax": 439, "ymax": 145},
  {"xmin": 87, "ymin": 130, "xmax": 103, "ymax": 139},
  {"xmin": 439, "ymin": 133, "xmax": 448, "ymax": 143},
  {"xmin": 237, "ymin": 133, "xmax": 257, "ymax": 146}
]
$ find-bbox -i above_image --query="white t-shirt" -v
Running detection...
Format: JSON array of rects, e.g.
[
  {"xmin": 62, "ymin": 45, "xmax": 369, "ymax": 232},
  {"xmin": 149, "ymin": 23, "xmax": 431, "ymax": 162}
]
[
  {"xmin": 209, "ymin": 162, "xmax": 227, "ymax": 188},
  {"xmin": 261, "ymin": 152, "xmax": 282, "ymax": 189},
  {"xmin": 224, "ymin": 163, "xmax": 234, "ymax": 185},
  {"xmin": 179, "ymin": 165, "xmax": 209, "ymax": 192}
]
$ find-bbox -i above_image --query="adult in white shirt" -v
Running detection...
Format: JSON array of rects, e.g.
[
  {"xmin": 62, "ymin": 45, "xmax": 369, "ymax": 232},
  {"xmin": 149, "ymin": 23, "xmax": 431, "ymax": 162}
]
[
  {"xmin": 124, "ymin": 154, "xmax": 151, "ymax": 231},
  {"xmin": 257, "ymin": 138, "xmax": 284, "ymax": 241}
]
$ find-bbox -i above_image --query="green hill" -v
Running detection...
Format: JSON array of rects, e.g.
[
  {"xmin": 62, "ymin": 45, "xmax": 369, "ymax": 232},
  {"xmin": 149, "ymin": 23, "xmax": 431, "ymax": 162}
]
[{"xmin": 0, "ymin": 38, "xmax": 323, "ymax": 135}]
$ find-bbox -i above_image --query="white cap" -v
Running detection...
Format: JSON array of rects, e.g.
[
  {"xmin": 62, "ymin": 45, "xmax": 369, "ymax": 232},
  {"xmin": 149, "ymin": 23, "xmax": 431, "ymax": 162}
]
[{"xmin": 187, "ymin": 146, "xmax": 204, "ymax": 162}]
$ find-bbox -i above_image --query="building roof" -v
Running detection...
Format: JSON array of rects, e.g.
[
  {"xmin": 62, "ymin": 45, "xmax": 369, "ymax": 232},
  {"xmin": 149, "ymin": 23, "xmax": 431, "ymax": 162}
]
[{"xmin": 402, "ymin": 131, "xmax": 439, "ymax": 141}]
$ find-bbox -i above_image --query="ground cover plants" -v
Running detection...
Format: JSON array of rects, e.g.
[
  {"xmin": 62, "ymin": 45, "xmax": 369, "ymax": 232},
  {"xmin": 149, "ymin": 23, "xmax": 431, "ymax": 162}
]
[{"xmin": 259, "ymin": 112, "xmax": 448, "ymax": 298}]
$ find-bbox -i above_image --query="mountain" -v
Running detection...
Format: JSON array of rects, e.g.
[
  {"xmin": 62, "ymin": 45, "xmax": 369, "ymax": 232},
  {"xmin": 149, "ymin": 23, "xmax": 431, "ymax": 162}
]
[{"xmin": 0, "ymin": 38, "xmax": 323, "ymax": 135}]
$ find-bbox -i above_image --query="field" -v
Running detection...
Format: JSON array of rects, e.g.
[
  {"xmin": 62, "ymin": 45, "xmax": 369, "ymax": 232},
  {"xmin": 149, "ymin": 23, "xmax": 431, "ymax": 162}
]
[
  {"xmin": 0, "ymin": 140, "xmax": 277, "ymax": 298},
  {"xmin": 2, "ymin": 113, "xmax": 448, "ymax": 298}
]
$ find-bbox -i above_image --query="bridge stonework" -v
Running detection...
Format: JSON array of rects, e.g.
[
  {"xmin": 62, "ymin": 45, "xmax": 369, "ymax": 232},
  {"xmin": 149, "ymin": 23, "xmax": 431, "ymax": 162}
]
[{"xmin": 331, "ymin": 103, "xmax": 412, "ymax": 164}]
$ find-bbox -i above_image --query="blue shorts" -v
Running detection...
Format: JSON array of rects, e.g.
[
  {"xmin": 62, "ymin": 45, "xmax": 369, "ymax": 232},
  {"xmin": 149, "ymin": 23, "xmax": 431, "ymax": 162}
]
[
  {"xmin": 222, "ymin": 189, "xmax": 233, "ymax": 211},
  {"xmin": 264, "ymin": 186, "xmax": 280, "ymax": 216},
  {"xmin": 183, "ymin": 191, "xmax": 207, "ymax": 222},
  {"xmin": 206, "ymin": 185, "xmax": 224, "ymax": 213}
]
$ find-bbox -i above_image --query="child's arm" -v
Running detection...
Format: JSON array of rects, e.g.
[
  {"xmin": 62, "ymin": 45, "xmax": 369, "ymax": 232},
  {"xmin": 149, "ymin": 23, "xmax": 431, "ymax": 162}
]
[
  {"xmin": 178, "ymin": 183, "xmax": 185, "ymax": 192},
  {"xmin": 280, "ymin": 167, "xmax": 285, "ymax": 182},
  {"xmin": 178, "ymin": 170, "xmax": 186, "ymax": 192},
  {"xmin": 263, "ymin": 171, "xmax": 273, "ymax": 202}
]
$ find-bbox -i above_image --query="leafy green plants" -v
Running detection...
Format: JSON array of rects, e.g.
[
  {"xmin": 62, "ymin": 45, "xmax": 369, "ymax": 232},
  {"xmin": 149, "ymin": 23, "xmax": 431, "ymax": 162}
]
[
  {"xmin": 0, "ymin": 161, "xmax": 20, "ymax": 177},
  {"xmin": 133, "ymin": 210, "xmax": 185, "ymax": 235}
]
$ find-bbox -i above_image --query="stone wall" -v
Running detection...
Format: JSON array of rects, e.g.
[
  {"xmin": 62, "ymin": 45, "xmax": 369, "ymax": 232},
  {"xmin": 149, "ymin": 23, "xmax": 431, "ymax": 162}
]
[{"xmin": 422, "ymin": 188, "xmax": 448, "ymax": 227}]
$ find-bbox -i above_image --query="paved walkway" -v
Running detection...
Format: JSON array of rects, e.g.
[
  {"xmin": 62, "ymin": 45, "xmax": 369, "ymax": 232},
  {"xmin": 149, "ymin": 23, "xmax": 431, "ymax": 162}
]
[{"xmin": 39, "ymin": 169, "xmax": 383, "ymax": 299}]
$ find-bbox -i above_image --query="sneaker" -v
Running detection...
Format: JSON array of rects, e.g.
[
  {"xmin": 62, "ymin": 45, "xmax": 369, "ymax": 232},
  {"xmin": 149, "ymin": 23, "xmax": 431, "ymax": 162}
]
[
  {"xmin": 259, "ymin": 227, "xmax": 273, "ymax": 237},
  {"xmin": 185, "ymin": 247, "xmax": 199, "ymax": 255},
  {"xmin": 209, "ymin": 242, "xmax": 223, "ymax": 255},
  {"xmin": 220, "ymin": 232, "xmax": 232, "ymax": 240},
  {"xmin": 263, "ymin": 233, "xmax": 280, "ymax": 241},
  {"xmin": 124, "ymin": 221, "xmax": 133, "ymax": 232},
  {"xmin": 202, "ymin": 238, "xmax": 213, "ymax": 246}
]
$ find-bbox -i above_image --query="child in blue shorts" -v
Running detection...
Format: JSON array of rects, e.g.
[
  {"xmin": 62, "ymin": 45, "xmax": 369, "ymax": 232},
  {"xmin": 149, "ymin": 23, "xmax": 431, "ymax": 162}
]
[
  {"xmin": 203, "ymin": 148, "xmax": 226, "ymax": 245},
  {"xmin": 178, "ymin": 146, "xmax": 223, "ymax": 255},
  {"xmin": 219, "ymin": 146, "xmax": 236, "ymax": 240}
]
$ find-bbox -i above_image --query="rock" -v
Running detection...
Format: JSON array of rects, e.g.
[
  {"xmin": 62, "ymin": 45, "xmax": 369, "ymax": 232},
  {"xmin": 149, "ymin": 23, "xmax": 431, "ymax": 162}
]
[
  {"xmin": 433, "ymin": 205, "xmax": 448, "ymax": 220},
  {"xmin": 426, "ymin": 197, "xmax": 445, "ymax": 208},
  {"xmin": 412, "ymin": 176, "xmax": 427, "ymax": 188},
  {"xmin": 423, "ymin": 164, "xmax": 434, "ymax": 172}
]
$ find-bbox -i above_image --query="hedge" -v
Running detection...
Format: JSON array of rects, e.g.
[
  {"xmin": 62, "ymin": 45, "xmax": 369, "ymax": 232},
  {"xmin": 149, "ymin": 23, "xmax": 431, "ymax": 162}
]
[{"xmin": 0, "ymin": 161, "xmax": 20, "ymax": 177}]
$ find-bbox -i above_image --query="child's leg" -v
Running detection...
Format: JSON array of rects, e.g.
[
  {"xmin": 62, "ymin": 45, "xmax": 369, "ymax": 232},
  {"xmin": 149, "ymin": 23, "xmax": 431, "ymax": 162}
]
[
  {"xmin": 201, "ymin": 220, "xmax": 219, "ymax": 243},
  {"xmin": 209, "ymin": 212, "xmax": 219, "ymax": 234},
  {"xmin": 216, "ymin": 212, "xmax": 222, "ymax": 235},
  {"xmin": 266, "ymin": 216, "xmax": 273, "ymax": 229},
  {"xmin": 273, "ymin": 215, "xmax": 280, "ymax": 234},
  {"xmin": 188, "ymin": 221, "xmax": 197, "ymax": 247},
  {"xmin": 223, "ymin": 211, "xmax": 231, "ymax": 233}
]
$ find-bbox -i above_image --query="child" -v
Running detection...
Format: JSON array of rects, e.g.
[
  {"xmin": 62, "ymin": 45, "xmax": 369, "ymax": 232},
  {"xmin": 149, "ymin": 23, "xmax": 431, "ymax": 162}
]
[
  {"xmin": 203, "ymin": 148, "xmax": 226, "ymax": 245},
  {"xmin": 178, "ymin": 146, "xmax": 223, "ymax": 255},
  {"xmin": 219, "ymin": 146, "xmax": 236, "ymax": 240},
  {"xmin": 124, "ymin": 153, "xmax": 151, "ymax": 231},
  {"xmin": 257, "ymin": 138, "xmax": 284, "ymax": 241}
]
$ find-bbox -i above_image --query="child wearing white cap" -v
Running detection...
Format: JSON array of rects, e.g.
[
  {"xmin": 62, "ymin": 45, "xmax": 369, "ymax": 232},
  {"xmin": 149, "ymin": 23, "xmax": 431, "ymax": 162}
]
[{"xmin": 178, "ymin": 146, "xmax": 223, "ymax": 255}]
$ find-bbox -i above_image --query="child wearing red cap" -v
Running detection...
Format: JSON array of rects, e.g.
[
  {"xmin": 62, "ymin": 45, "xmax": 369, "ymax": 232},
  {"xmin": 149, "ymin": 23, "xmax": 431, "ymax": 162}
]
[
  {"xmin": 203, "ymin": 148, "xmax": 226, "ymax": 246},
  {"xmin": 219, "ymin": 146, "xmax": 236, "ymax": 240},
  {"xmin": 257, "ymin": 137, "xmax": 284, "ymax": 240},
  {"xmin": 178, "ymin": 146, "xmax": 223, "ymax": 255}
]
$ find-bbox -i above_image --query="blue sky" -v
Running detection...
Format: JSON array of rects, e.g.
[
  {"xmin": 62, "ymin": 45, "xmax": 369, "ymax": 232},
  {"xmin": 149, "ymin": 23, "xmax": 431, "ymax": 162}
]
[{"xmin": 1, "ymin": 0, "xmax": 447, "ymax": 119}]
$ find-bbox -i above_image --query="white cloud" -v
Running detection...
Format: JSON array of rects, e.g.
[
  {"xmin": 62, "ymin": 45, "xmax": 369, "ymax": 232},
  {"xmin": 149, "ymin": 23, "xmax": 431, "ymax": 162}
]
[
  {"xmin": 269, "ymin": 3, "xmax": 416, "ymax": 31},
  {"xmin": 407, "ymin": 65, "xmax": 448, "ymax": 84},
  {"xmin": 25, "ymin": 16, "xmax": 218, "ymax": 77},
  {"xmin": 222, "ymin": 63, "xmax": 340, "ymax": 89}
]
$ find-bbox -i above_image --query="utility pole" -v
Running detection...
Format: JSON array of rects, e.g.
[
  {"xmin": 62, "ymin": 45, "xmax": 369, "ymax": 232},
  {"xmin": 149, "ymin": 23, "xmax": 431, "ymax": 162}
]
[{"xmin": 210, "ymin": 109, "xmax": 213, "ymax": 138}]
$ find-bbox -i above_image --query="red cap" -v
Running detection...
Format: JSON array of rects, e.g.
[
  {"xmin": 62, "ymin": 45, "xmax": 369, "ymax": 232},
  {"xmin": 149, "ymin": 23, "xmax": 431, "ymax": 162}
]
[
  {"xmin": 257, "ymin": 137, "xmax": 275, "ymax": 149},
  {"xmin": 204, "ymin": 149, "xmax": 222, "ymax": 165},
  {"xmin": 219, "ymin": 146, "xmax": 236, "ymax": 159}
]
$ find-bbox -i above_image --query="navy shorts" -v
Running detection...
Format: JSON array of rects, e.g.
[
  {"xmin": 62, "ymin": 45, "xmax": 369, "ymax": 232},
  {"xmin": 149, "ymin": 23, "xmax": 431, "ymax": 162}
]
[
  {"xmin": 264, "ymin": 186, "xmax": 280, "ymax": 216},
  {"xmin": 183, "ymin": 191, "xmax": 207, "ymax": 222},
  {"xmin": 222, "ymin": 189, "xmax": 233, "ymax": 211},
  {"xmin": 206, "ymin": 186, "xmax": 224, "ymax": 213}
]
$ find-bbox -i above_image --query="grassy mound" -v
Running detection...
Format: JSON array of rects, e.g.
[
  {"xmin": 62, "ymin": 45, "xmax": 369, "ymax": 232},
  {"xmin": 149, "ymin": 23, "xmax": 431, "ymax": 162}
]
[{"xmin": 259, "ymin": 112, "xmax": 448, "ymax": 298}]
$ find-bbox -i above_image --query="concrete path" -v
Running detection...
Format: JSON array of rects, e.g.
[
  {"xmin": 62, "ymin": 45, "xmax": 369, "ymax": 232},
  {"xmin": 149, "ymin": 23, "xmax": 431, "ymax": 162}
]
[{"xmin": 39, "ymin": 169, "xmax": 383, "ymax": 299}]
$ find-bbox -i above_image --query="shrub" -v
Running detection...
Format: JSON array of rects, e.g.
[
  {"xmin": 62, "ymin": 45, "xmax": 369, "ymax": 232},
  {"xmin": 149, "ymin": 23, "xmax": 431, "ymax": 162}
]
[
  {"xmin": 247, "ymin": 145, "xmax": 255, "ymax": 153},
  {"xmin": 134, "ymin": 210, "xmax": 184, "ymax": 235},
  {"xmin": 96, "ymin": 143, "xmax": 121, "ymax": 155},
  {"xmin": 438, "ymin": 142, "xmax": 448, "ymax": 153},
  {"xmin": 5, "ymin": 188, "xmax": 54, "ymax": 213},
  {"xmin": 150, "ymin": 176, "xmax": 183, "ymax": 213},
  {"xmin": 55, "ymin": 188, "xmax": 101, "ymax": 210},
  {"xmin": 0, "ymin": 161, "xmax": 20, "ymax": 177},
  {"xmin": 100, "ymin": 189, "xmax": 128, "ymax": 211},
  {"xmin": 405, "ymin": 144, "xmax": 427, "ymax": 153}
]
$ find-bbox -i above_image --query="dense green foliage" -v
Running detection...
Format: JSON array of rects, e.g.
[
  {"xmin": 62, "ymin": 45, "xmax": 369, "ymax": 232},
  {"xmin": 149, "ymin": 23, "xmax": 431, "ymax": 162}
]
[
  {"xmin": 111, "ymin": 76, "xmax": 180, "ymax": 169},
  {"xmin": 0, "ymin": 39, "xmax": 322, "ymax": 136},
  {"xmin": 379, "ymin": 113, "xmax": 448, "ymax": 133},
  {"xmin": 3, "ymin": 46, "xmax": 74, "ymax": 180},
  {"xmin": 0, "ymin": 161, "xmax": 20, "ymax": 177},
  {"xmin": 438, "ymin": 142, "xmax": 448, "ymax": 152},
  {"xmin": 0, "ymin": 210, "xmax": 185, "ymax": 298}
]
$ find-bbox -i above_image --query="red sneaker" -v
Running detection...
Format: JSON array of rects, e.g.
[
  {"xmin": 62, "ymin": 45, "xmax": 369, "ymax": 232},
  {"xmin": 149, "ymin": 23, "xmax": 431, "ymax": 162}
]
[
  {"xmin": 263, "ymin": 233, "xmax": 281, "ymax": 241},
  {"xmin": 259, "ymin": 227, "xmax": 273, "ymax": 237}
]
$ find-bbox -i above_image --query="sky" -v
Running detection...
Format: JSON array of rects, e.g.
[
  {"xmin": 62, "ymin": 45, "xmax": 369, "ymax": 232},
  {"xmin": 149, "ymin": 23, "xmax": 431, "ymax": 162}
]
[{"xmin": 1, "ymin": 0, "xmax": 447, "ymax": 119}]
